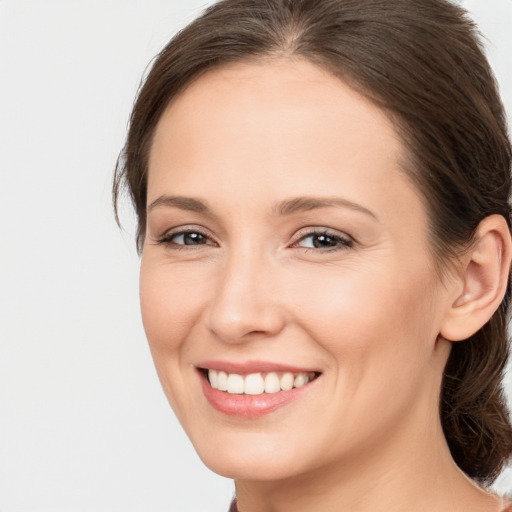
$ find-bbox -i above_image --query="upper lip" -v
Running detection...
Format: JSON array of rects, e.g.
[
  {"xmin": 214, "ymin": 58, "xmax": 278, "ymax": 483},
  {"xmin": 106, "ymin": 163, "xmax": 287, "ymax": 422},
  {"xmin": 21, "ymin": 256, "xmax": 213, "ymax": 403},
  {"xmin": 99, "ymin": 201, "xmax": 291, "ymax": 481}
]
[{"xmin": 196, "ymin": 360, "xmax": 320, "ymax": 375}]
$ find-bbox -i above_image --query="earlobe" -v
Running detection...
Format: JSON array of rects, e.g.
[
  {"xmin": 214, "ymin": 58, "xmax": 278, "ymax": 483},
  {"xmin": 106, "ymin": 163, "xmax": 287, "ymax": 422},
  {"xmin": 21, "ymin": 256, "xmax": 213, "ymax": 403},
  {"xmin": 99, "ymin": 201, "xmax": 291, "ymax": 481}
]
[{"xmin": 440, "ymin": 215, "xmax": 512, "ymax": 342}]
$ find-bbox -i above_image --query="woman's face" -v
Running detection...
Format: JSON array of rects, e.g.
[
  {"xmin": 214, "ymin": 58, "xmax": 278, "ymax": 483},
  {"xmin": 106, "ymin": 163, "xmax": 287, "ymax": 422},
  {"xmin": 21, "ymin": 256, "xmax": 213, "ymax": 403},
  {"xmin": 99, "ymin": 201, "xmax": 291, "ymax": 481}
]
[{"xmin": 141, "ymin": 59, "xmax": 455, "ymax": 480}]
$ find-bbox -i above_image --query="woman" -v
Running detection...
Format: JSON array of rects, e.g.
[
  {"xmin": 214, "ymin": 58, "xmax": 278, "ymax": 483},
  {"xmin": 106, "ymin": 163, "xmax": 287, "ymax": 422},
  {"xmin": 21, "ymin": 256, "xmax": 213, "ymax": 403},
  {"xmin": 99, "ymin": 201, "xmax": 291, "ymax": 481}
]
[{"xmin": 114, "ymin": 0, "xmax": 512, "ymax": 510}]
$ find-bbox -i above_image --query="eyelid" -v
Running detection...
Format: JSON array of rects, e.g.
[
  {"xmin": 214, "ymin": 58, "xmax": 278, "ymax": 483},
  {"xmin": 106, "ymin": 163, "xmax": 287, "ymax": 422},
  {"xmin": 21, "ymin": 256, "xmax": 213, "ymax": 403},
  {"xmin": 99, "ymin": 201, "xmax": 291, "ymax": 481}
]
[
  {"xmin": 290, "ymin": 227, "xmax": 354, "ymax": 250},
  {"xmin": 153, "ymin": 224, "xmax": 353, "ymax": 251},
  {"xmin": 155, "ymin": 224, "xmax": 217, "ymax": 247}
]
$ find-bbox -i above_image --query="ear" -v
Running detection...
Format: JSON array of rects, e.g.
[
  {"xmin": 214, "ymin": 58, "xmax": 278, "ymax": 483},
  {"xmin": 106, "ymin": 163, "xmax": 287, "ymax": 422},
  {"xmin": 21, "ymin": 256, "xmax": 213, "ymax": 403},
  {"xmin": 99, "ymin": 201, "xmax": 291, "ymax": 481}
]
[{"xmin": 440, "ymin": 215, "xmax": 512, "ymax": 342}]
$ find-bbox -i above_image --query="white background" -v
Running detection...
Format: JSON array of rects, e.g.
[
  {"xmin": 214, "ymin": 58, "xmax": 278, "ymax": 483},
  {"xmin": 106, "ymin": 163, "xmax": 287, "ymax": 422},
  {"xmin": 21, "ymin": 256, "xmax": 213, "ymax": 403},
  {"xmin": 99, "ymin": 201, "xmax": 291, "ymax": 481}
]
[{"xmin": 0, "ymin": 1, "xmax": 510, "ymax": 511}]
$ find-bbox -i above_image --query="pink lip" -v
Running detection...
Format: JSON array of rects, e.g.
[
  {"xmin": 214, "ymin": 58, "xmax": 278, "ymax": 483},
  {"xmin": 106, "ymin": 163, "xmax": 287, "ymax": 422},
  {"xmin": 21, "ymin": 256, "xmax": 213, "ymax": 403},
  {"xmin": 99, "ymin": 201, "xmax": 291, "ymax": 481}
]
[
  {"xmin": 197, "ymin": 359, "xmax": 318, "ymax": 375},
  {"xmin": 196, "ymin": 362, "xmax": 320, "ymax": 419}
]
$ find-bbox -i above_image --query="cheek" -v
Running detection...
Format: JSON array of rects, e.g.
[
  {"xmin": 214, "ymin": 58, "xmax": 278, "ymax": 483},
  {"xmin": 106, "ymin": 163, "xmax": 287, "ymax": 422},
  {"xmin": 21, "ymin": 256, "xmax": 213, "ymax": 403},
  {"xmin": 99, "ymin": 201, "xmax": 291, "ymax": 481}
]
[
  {"xmin": 139, "ymin": 258, "xmax": 212, "ymax": 420},
  {"xmin": 139, "ymin": 259, "xmax": 207, "ymax": 352},
  {"xmin": 138, "ymin": 258, "xmax": 212, "ymax": 414},
  {"xmin": 288, "ymin": 262, "xmax": 442, "ymax": 449},
  {"xmin": 290, "ymin": 259, "xmax": 439, "ymax": 382}
]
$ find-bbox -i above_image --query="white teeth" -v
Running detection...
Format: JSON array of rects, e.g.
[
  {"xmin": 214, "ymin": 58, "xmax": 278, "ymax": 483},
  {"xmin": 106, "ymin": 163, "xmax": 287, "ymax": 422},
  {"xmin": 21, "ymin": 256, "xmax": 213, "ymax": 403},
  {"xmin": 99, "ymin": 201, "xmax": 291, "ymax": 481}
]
[
  {"xmin": 244, "ymin": 373, "xmax": 265, "ymax": 395},
  {"xmin": 207, "ymin": 369, "xmax": 315, "ymax": 395},
  {"xmin": 217, "ymin": 371, "xmax": 228, "ymax": 391},
  {"xmin": 264, "ymin": 372, "xmax": 281, "ymax": 394},
  {"xmin": 294, "ymin": 374, "xmax": 307, "ymax": 388},
  {"xmin": 280, "ymin": 372, "xmax": 294, "ymax": 391},
  {"xmin": 227, "ymin": 373, "xmax": 244, "ymax": 394},
  {"xmin": 209, "ymin": 369, "xmax": 218, "ymax": 388}
]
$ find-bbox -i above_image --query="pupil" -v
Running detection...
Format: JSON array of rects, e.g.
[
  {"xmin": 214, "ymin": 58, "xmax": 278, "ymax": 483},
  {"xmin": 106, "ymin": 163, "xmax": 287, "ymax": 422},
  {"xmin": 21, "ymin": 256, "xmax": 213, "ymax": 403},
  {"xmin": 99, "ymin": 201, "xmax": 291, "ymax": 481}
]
[
  {"xmin": 313, "ymin": 234, "xmax": 336, "ymax": 248},
  {"xmin": 184, "ymin": 232, "xmax": 205, "ymax": 245}
]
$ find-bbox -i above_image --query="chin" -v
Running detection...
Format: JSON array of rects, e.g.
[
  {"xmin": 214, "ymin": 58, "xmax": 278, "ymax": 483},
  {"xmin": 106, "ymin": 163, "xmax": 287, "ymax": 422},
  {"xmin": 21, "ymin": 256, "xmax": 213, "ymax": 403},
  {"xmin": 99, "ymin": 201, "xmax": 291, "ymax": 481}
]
[
  {"xmin": 190, "ymin": 430, "xmax": 316, "ymax": 481},
  {"xmin": 200, "ymin": 453, "xmax": 304, "ymax": 481}
]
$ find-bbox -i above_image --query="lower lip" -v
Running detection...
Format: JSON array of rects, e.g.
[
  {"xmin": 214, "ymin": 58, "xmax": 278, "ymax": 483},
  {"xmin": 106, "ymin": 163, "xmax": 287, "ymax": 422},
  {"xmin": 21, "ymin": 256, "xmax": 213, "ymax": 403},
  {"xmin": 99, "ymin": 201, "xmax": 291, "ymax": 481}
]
[{"xmin": 199, "ymin": 373, "xmax": 316, "ymax": 419}]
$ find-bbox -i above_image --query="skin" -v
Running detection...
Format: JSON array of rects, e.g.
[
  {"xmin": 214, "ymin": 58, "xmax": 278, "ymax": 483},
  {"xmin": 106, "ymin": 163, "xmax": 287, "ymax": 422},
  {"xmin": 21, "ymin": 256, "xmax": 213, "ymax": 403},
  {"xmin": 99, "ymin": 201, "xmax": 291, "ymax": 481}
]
[{"xmin": 141, "ymin": 58, "xmax": 508, "ymax": 512}]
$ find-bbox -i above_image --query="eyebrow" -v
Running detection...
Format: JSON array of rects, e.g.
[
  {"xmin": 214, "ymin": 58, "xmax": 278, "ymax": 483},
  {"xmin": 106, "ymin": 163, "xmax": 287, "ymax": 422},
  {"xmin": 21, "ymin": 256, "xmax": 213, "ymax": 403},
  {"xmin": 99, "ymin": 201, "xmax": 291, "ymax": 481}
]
[
  {"xmin": 147, "ymin": 194, "xmax": 378, "ymax": 220},
  {"xmin": 148, "ymin": 195, "xmax": 213, "ymax": 214},
  {"xmin": 276, "ymin": 196, "xmax": 378, "ymax": 220}
]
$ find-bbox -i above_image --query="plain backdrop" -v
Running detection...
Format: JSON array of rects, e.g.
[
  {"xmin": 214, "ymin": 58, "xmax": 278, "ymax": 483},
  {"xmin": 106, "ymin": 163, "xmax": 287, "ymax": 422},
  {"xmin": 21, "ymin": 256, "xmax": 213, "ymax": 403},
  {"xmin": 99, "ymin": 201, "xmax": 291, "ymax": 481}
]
[{"xmin": 0, "ymin": 1, "xmax": 510, "ymax": 511}]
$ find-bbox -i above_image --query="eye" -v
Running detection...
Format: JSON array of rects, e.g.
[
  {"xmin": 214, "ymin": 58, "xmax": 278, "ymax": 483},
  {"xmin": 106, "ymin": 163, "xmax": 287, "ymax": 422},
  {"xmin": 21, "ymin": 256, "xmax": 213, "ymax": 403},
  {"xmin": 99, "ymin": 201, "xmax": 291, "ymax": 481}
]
[
  {"xmin": 157, "ymin": 229, "xmax": 215, "ymax": 248},
  {"xmin": 293, "ymin": 229, "xmax": 353, "ymax": 251}
]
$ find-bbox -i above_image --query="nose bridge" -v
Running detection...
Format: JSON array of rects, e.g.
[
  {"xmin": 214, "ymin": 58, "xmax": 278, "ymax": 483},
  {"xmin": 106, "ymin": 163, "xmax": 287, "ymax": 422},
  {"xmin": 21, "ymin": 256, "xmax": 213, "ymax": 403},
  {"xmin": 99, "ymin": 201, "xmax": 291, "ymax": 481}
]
[{"xmin": 206, "ymin": 240, "xmax": 284, "ymax": 343}]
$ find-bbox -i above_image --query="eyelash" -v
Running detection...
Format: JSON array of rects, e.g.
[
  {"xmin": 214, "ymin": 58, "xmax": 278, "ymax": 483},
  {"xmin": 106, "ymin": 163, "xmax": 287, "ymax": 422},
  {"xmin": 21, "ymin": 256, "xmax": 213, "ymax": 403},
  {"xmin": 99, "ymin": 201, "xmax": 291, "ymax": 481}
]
[
  {"xmin": 156, "ymin": 227, "xmax": 353, "ymax": 252},
  {"xmin": 156, "ymin": 227, "xmax": 214, "ymax": 250},
  {"xmin": 292, "ymin": 229, "xmax": 353, "ymax": 252}
]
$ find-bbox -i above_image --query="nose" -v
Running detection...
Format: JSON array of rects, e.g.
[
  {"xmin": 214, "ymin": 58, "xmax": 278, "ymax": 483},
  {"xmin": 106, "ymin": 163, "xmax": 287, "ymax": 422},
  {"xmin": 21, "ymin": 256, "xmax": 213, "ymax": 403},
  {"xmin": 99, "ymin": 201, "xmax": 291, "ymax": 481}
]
[{"xmin": 205, "ymin": 250, "xmax": 286, "ymax": 343}]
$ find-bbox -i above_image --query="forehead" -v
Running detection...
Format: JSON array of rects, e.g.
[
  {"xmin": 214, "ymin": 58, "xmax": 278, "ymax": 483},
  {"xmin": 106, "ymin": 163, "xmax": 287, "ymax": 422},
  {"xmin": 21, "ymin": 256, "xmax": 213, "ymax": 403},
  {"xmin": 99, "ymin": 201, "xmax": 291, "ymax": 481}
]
[
  {"xmin": 148, "ymin": 58, "xmax": 422, "ymax": 225},
  {"xmin": 151, "ymin": 58, "xmax": 401, "ymax": 161}
]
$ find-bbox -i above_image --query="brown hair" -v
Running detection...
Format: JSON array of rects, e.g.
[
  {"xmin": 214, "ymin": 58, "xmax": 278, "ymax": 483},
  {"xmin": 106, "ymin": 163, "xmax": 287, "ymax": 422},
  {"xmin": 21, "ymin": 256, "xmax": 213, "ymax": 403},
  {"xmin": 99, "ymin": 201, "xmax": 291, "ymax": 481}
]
[{"xmin": 113, "ymin": 0, "xmax": 512, "ymax": 484}]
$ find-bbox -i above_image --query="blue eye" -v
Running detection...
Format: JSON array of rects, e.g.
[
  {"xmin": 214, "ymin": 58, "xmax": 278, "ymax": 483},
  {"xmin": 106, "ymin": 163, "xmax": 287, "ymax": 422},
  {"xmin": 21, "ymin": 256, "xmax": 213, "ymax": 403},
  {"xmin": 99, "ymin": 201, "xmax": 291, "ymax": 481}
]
[{"xmin": 295, "ymin": 231, "xmax": 353, "ymax": 250}]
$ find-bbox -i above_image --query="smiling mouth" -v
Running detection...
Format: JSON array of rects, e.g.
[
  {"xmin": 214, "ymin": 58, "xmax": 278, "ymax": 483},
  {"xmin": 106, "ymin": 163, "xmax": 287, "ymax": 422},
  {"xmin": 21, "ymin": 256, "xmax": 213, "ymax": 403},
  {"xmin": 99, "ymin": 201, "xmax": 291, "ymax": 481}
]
[{"xmin": 203, "ymin": 369, "xmax": 320, "ymax": 395}]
